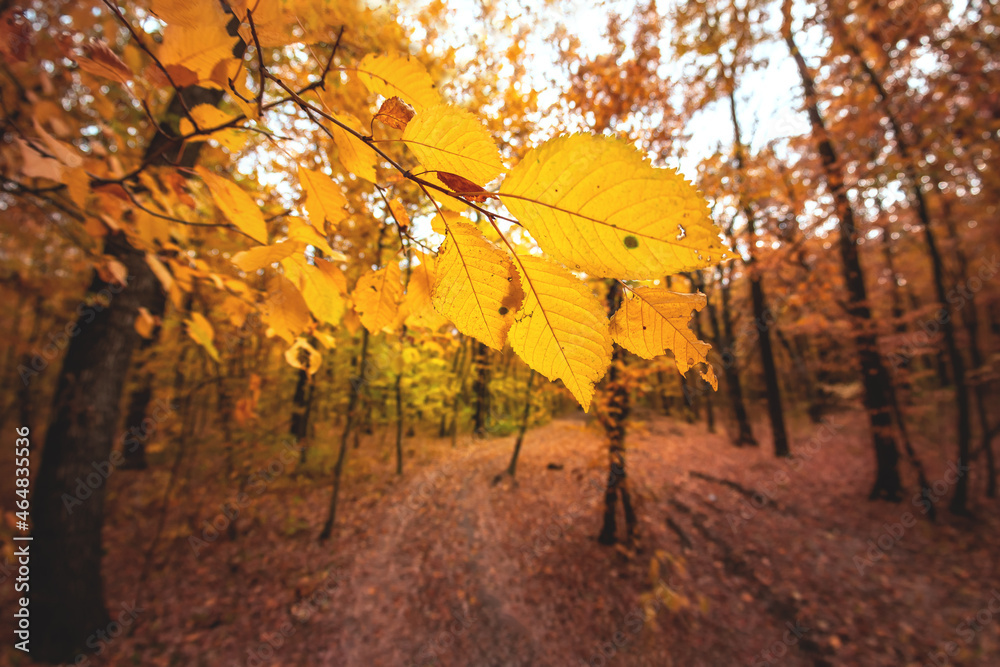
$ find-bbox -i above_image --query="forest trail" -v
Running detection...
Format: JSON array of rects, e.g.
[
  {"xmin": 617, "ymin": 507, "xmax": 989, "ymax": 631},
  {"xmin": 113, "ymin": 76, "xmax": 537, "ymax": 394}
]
[{"xmin": 83, "ymin": 410, "xmax": 1000, "ymax": 667}]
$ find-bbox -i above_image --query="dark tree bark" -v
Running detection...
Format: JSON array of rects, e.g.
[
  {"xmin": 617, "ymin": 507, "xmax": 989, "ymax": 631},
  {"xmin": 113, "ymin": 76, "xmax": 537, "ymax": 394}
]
[
  {"xmin": 319, "ymin": 329, "xmax": 369, "ymax": 541},
  {"xmin": 472, "ymin": 341, "xmax": 491, "ymax": 437},
  {"xmin": 31, "ymin": 233, "xmax": 164, "ymax": 661},
  {"xmin": 835, "ymin": 26, "xmax": 974, "ymax": 512},
  {"xmin": 783, "ymin": 0, "xmax": 902, "ymax": 500},
  {"xmin": 693, "ymin": 318, "xmax": 715, "ymax": 433},
  {"xmin": 290, "ymin": 366, "xmax": 313, "ymax": 465},
  {"xmin": 494, "ymin": 370, "xmax": 535, "ymax": 484},
  {"xmin": 715, "ymin": 266, "xmax": 759, "ymax": 447},
  {"xmin": 598, "ymin": 282, "xmax": 637, "ymax": 545},
  {"xmin": 394, "ymin": 368, "xmax": 404, "ymax": 475},
  {"xmin": 727, "ymin": 84, "xmax": 790, "ymax": 457}
]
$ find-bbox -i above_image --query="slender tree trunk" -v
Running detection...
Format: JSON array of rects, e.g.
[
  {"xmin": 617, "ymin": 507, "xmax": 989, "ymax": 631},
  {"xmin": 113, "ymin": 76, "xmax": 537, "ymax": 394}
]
[
  {"xmin": 494, "ymin": 370, "xmax": 535, "ymax": 484},
  {"xmin": 716, "ymin": 267, "xmax": 758, "ymax": 446},
  {"xmin": 319, "ymin": 329, "xmax": 369, "ymax": 541},
  {"xmin": 598, "ymin": 282, "xmax": 637, "ymax": 545},
  {"xmin": 727, "ymin": 85, "xmax": 790, "ymax": 457},
  {"xmin": 936, "ymin": 189, "xmax": 996, "ymax": 497},
  {"xmin": 394, "ymin": 369, "xmax": 404, "ymax": 475},
  {"xmin": 783, "ymin": 0, "xmax": 902, "ymax": 500},
  {"xmin": 839, "ymin": 30, "xmax": 973, "ymax": 512},
  {"xmin": 290, "ymin": 368, "xmax": 310, "ymax": 464},
  {"xmin": 472, "ymin": 341, "xmax": 491, "ymax": 437},
  {"xmin": 694, "ymin": 324, "xmax": 715, "ymax": 434}
]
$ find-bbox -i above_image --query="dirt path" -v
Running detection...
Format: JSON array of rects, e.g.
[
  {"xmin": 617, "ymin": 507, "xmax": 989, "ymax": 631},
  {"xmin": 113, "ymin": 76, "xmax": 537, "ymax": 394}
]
[{"xmin": 34, "ymin": 410, "xmax": 1000, "ymax": 667}]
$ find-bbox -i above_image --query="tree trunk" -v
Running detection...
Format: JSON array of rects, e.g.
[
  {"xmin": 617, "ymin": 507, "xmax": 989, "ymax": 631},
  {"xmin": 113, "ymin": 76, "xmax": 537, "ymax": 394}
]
[
  {"xmin": 394, "ymin": 369, "xmax": 404, "ymax": 475},
  {"xmin": 783, "ymin": 0, "xmax": 902, "ymax": 500},
  {"xmin": 472, "ymin": 341, "xmax": 491, "ymax": 437},
  {"xmin": 319, "ymin": 329, "xmax": 369, "ymax": 541},
  {"xmin": 727, "ymin": 84, "xmax": 790, "ymax": 457},
  {"xmin": 598, "ymin": 282, "xmax": 636, "ymax": 545},
  {"xmin": 694, "ymin": 331, "xmax": 715, "ymax": 434},
  {"xmin": 31, "ymin": 232, "xmax": 164, "ymax": 661},
  {"xmin": 838, "ymin": 28, "xmax": 974, "ymax": 512},
  {"xmin": 290, "ymin": 368, "xmax": 310, "ymax": 465},
  {"xmin": 494, "ymin": 370, "xmax": 535, "ymax": 484},
  {"xmin": 716, "ymin": 266, "xmax": 758, "ymax": 446}
]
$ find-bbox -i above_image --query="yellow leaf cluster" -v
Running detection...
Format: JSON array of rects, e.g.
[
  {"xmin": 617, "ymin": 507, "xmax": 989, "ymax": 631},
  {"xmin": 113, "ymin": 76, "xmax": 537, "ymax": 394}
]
[
  {"xmin": 500, "ymin": 135, "xmax": 725, "ymax": 279},
  {"xmin": 431, "ymin": 221, "xmax": 521, "ymax": 350},
  {"xmin": 356, "ymin": 53, "xmax": 441, "ymax": 110},
  {"xmin": 196, "ymin": 167, "xmax": 269, "ymax": 244},
  {"xmin": 402, "ymin": 106, "xmax": 506, "ymax": 186},
  {"xmin": 353, "ymin": 263, "xmax": 402, "ymax": 334},
  {"xmin": 609, "ymin": 287, "xmax": 717, "ymax": 389},
  {"xmin": 508, "ymin": 256, "xmax": 612, "ymax": 411}
]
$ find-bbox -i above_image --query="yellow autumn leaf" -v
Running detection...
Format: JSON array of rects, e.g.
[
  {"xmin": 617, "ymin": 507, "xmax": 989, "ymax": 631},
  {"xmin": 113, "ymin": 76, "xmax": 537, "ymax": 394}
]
[
  {"xmin": 195, "ymin": 167, "xmax": 269, "ymax": 244},
  {"xmin": 508, "ymin": 255, "xmax": 612, "ymax": 411},
  {"xmin": 499, "ymin": 134, "xmax": 725, "ymax": 279},
  {"xmin": 284, "ymin": 218, "xmax": 344, "ymax": 259},
  {"xmin": 64, "ymin": 167, "xmax": 91, "ymax": 208},
  {"xmin": 185, "ymin": 311, "xmax": 220, "ymax": 362},
  {"xmin": 314, "ymin": 329, "xmax": 337, "ymax": 349},
  {"xmin": 374, "ymin": 96, "xmax": 415, "ymax": 130},
  {"xmin": 330, "ymin": 112, "xmax": 377, "ymax": 182},
  {"xmin": 262, "ymin": 274, "xmax": 312, "ymax": 342},
  {"xmin": 403, "ymin": 251, "xmax": 448, "ymax": 331},
  {"xmin": 401, "ymin": 105, "xmax": 506, "ymax": 186},
  {"xmin": 430, "ymin": 210, "xmax": 461, "ymax": 235},
  {"xmin": 179, "ymin": 104, "xmax": 246, "ymax": 152},
  {"xmin": 230, "ymin": 0, "xmax": 349, "ymax": 47},
  {"xmin": 387, "ymin": 199, "xmax": 410, "ymax": 230},
  {"xmin": 298, "ymin": 165, "xmax": 348, "ymax": 230},
  {"xmin": 353, "ymin": 263, "xmax": 402, "ymax": 334},
  {"xmin": 284, "ymin": 338, "xmax": 322, "ymax": 375},
  {"xmin": 609, "ymin": 287, "xmax": 718, "ymax": 389},
  {"xmin": 231, "ymin": 242, "xmax": 302, "ymax": 272},
  {"xmin": 431, "ymin": 220, "xmax": 522, "ymax": 350},
  {"xmin": 157, "ymin": 2, "xmax": 237, "ymax": 87},
  {"xmin": 356, "ymin": 53, "xmax": 441, "ymax": 110},
  {"xmin": 220, "ymin": 295, "xmax": 253, "ymax": 328},
  {"xmin": 281, "ymin": 255, "xmax": 347, "ymax": 326},
  {"xmin": 135, "ymin": 307, "xmax": 156, "ymax": 339}
]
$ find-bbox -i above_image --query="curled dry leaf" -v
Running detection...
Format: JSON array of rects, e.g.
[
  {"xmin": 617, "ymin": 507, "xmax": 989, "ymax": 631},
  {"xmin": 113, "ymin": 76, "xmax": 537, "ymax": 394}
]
[
  {"xmin": 97, "ymin": 257, "xmax": 129, "ymax": 287},
  {"xmin": 0, "ymin": 10, "xmax": 30, "ymax": 63},
  {"xmin": 78, "ymin": 38, "xmax": 133, "ymax": 84},
  {"xmin": 134, "ymin": 307, "xmax": 157, "ymax": 339},
  {"xmin": 387, "ymin": 199, "xmax": 410, "ymax": 230},
  {"xmin": 374, "ymin": 96, "xmax": 416, "ymax": 130},
  {"xmin": 437, "ymin": 171, "xmax": 495, "ymax": 203}
]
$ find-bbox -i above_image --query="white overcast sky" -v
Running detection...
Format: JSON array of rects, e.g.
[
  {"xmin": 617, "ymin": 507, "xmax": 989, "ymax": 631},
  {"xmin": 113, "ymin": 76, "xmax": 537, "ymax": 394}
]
[{"xmin": 392, "ymin": 0, "xmax": 815, "ymax": 178}]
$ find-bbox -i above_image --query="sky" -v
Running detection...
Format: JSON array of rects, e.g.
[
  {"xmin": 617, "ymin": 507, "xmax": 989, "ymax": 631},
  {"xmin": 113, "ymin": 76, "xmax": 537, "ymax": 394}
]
[{"xmin": 393, "ymin": 0, "xmax": 816, "ymax": 179}]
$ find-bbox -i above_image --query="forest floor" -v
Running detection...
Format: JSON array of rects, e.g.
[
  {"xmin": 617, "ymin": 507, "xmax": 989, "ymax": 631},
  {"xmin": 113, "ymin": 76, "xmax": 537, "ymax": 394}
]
[{"xmin": 6, "ymin": 406, "xmax": 1000, "ymax": 667}]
